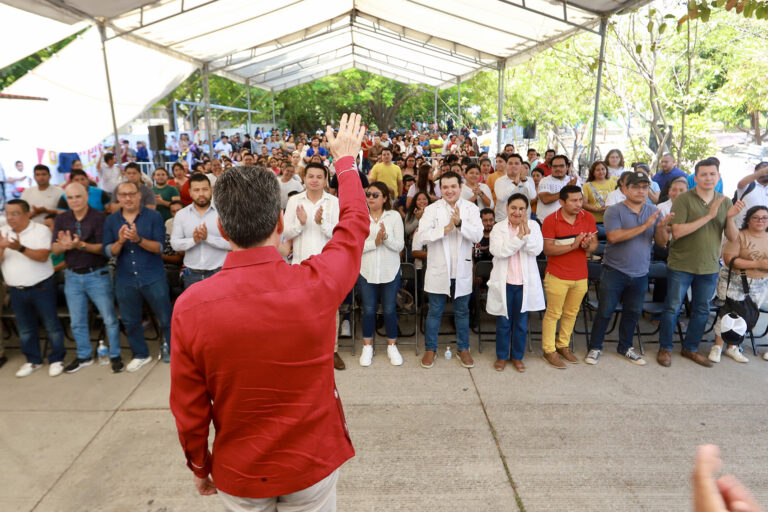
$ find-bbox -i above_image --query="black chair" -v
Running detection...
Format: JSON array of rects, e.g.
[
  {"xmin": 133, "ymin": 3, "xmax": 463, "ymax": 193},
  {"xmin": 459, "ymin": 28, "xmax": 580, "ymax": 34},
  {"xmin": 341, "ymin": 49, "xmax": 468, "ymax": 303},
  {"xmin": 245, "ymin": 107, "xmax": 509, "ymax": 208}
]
[
  {"xmin": 473, "ymin": 261, "xmax": 494, "ymax": 353},
  {"xmin": 574, "ymin": 261, "xmax": 622, "ymax": 348},
  {"xmin": 337, "ymin": 286, "xmax": 357, "ymax": 356},
  {"xmin": 374, "ymin": 262, "xmax": 420, "ymax": 355},
  {"xmin": 745, "ymin": 307, "xmax": 768, "ymax": 356}
]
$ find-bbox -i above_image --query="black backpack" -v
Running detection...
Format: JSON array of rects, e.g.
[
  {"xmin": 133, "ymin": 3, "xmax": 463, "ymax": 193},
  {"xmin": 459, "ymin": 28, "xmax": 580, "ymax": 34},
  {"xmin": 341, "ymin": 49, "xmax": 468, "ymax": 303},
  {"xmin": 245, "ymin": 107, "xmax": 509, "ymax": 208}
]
[{"xmin": 733, "ymin": 182, "xmax": 756, "ymax": 202}]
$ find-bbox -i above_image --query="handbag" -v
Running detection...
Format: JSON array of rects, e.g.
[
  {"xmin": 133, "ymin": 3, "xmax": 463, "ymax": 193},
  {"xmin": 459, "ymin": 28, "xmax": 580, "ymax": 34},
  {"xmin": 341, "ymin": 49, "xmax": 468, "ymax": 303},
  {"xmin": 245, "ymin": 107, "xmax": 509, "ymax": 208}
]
[{"xmin": 720, "ymin": 258, "xmax": 760, "ymax": 331}]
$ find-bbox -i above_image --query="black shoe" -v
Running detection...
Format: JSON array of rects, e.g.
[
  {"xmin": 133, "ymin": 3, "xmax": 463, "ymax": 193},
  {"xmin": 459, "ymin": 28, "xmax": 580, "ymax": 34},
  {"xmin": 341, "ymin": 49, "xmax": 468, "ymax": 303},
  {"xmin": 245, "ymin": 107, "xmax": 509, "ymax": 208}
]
[
  {"xmin": 64, "ymin": 358, "xmax": 94, "ymax": 374},
  {"xmin": 111, "ymin": 357, "xmax": 124, "ymax": 373},
  {"xmin": 0, "ymin": 355, "xmax": 7, "ymax": 369}
]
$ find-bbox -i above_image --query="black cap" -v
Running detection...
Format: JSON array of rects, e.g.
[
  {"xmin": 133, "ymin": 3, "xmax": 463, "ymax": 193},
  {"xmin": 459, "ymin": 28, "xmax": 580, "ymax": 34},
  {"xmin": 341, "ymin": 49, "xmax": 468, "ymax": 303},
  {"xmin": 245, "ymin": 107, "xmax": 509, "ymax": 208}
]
[{"xmin": 625, "ymin": 171, "xmax": 651, "ymax": 186}]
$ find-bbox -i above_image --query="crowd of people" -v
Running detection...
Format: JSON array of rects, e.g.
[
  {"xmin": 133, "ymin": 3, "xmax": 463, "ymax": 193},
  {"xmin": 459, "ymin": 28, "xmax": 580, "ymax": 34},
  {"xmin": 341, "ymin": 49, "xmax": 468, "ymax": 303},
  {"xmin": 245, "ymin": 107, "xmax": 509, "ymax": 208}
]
[{"xmin": 2, "ymin": 121, "xmax": 768, "ymax": 378}]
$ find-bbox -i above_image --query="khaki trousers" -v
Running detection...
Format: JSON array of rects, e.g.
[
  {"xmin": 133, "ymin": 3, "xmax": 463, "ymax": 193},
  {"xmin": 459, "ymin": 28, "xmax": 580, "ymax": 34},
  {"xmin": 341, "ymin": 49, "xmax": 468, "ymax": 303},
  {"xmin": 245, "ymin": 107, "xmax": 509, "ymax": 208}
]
[{"xmin": 218, "ymin": 470, "xmax": 338, "ymax": 512}]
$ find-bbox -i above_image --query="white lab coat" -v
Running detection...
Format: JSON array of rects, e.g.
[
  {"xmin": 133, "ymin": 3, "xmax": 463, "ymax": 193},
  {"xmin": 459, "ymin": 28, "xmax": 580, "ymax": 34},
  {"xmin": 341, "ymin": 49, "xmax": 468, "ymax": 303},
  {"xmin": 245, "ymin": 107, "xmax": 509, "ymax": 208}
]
[
  {"xmin": 417, "ymin": 198, "xmax": 483, "ymax": 298},
  {"xmin": 485, "ymin": 219, "xmax": 545, "ymax": 317}
]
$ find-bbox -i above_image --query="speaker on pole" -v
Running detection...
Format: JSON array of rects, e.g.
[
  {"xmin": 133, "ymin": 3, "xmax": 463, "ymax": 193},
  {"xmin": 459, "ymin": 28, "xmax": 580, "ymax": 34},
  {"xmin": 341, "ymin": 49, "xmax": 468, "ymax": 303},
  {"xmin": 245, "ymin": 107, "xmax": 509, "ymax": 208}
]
[
  {"xmin": 523, "ymin": 122, "xmax": 537, "ymax": 140},
  {"xmin": 148, "ymin": 125, "xmax": 165, "ymax": 151}
]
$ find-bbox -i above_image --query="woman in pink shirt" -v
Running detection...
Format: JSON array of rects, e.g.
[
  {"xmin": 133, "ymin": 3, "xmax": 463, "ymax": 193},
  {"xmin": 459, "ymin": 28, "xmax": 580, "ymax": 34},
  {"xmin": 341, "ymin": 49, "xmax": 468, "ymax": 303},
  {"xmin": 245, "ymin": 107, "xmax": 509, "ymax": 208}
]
[{"xmin": 485, "ymin": 193, "xmax": 545, "ymax": 372}]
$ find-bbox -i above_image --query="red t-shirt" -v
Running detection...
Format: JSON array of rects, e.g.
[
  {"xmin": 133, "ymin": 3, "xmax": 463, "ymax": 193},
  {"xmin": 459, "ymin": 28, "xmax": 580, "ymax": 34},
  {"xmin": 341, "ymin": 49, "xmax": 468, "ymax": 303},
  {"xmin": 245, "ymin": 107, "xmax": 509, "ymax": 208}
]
[
  {"xmin": 536, "ymin": 162, "xmax": 552, "ymax": 176},
  {"xmin": 170, "ymin": 157, "xmax": 368, "ymax": 499},
  {"xmin": 541, "ymin": 209, "xmax": 596, "ymax": 281}
]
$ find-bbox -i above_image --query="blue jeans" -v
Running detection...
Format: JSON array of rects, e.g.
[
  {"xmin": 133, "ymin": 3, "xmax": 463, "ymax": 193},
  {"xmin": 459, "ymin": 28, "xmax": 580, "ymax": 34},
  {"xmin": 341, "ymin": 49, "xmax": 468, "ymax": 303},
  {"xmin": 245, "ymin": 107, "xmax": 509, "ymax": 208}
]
[
  {"xmin": 357, "ymin": 271, "xmax": 401, "ymax": 340},
  {"xmin": 183, "ymin": 267, "xmax": 221, "ymax": 289},
  {"xmin": 114, "ymin": 277, "xmax": 172, "ymax": 359},
  {"xmin": 495, "ymin": 284, "xmax": 528, "ymax": 360},
  {"xmin": 659, "ymin": 268, "xmax": 718, "ymax": 352},
  {"xmin": 8, "ymin": 276, "xmax": 66, "ymax": 364},
  {"xmin": 588, "ymin": 266, "xmax": 647, "ymax": 354},
  {"xmin": 425, "ymin": 279, "xmax": 470, "ymax": 352},
  {"xmin": 65, "ymin": 268, "xmax": 122, "ymax": 359}
]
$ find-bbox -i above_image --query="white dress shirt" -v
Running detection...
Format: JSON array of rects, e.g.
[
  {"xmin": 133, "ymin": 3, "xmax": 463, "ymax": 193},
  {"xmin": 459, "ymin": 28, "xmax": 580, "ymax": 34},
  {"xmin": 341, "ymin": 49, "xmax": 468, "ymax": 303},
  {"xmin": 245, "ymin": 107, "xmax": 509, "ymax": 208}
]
[
  {"xmin": 493, "ymin": 176, "xmax": 536, "ymax": 222},
  {"xmin": 605, "ymin": 188, "xmax": 626, "ymax": 207},
  {"xmin": 97, "ymin": 162, "xmax": 122, "ymax": 193},
  {"xmin": 657, "ymin": 199, "xmax": 673, "ymax": 217},
  {"xmin": 536, "ymin": 175, "xmax": 582, "ymax": 221},
  {"xmin": 361, "ymin": 210, "xmax": 405, "ymax": 284},
  {"xmin": 461, "ymin": 183, "xmax": 494, "ymax": 210},
  {"xmin": 283, "ymin": 191, "xmax": 339, "ymax": 264},
  {"xmin": 170, "ymin": 203, "xmax": 231, "ymax": 270},
  {"xmin": 0, "ymin": 222, "xmax": 54, "ymax": 287}
]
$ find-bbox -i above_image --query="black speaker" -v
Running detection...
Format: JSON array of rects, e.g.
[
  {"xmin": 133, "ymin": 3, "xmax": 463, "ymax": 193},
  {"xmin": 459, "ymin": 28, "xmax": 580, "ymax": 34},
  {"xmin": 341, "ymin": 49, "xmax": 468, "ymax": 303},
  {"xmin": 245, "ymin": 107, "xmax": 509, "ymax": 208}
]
[
  {"xmin": 523, "ymin": 122, "xmax": 537, "ymax": 140},
  {"xmin": 148, "ymin": 125, "xmax": 165, "ymax": 151}
]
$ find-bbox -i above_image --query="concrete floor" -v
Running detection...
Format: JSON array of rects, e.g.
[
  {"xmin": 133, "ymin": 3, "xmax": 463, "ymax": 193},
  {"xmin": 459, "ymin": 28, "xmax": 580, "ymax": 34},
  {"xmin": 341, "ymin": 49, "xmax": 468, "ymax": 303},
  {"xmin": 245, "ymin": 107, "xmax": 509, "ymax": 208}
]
[{"xmin": 2, "ymin": 316, "xmax": 768, "ymax": 512}]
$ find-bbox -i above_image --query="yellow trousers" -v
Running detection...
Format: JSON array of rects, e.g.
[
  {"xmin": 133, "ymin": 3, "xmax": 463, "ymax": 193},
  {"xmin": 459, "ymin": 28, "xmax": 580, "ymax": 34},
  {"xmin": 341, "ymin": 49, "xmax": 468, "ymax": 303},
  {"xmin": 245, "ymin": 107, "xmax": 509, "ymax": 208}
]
[{"xmin": 542, "ymin": 274, "xmax": 588, "ymax": 354}]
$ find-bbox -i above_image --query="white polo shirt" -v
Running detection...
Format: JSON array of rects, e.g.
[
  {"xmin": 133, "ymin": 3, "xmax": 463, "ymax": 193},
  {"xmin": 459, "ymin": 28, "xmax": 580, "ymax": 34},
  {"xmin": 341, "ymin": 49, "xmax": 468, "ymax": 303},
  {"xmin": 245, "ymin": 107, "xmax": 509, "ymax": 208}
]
[
  {"xmin": 0, "ymin": 222, "xmax": 54, "ymax": 287},
  {"xmin": 536, "ymin": 175, "xmax": 582, "ymax": 221}
]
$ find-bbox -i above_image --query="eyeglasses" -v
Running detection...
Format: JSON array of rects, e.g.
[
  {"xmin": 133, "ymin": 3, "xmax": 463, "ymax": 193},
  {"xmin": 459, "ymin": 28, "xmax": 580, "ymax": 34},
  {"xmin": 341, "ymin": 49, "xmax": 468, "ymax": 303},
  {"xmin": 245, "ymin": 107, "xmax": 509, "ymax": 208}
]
[
  {"xmin": 117, "ymin": 192, "xmax": 138, "ymax": 197},
  {"xmin": 366, "ymin": 192, "xmax": 381, "ymax": 199},
  {"xmin": 751, "ymin": 216, "xmax": 768, "ymax": 221}
]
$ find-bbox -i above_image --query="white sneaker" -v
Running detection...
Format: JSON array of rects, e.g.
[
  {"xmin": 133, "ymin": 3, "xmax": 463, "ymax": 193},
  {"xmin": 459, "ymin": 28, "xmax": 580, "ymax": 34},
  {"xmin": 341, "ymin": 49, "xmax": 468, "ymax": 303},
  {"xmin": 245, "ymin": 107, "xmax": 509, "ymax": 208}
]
[
  {"xmin": 48, "ymin": 361, "xmax": 64, "ymax": 377},
  {"xmin": 359, "ymin": 345, "xmax": 374, "ymax": 367},
  {"xmin": 126, "ymin": 356, "xmax": 153, "ymax": 373},
  {"xmin": 725, "ymin": 345, "xmax": 749, "ymax": 363},
  {"xmin": 16, "ymin": 362, "xmax": 41, "ymax": 378},
  {"xmin": 340, "ymin": 319, "xmax": 351, "ymax": 337},
  {"xmin": 387, "ymin": 344, "xmax": 403, "ymax": 366},
  {"xmin": 763, "ymin": 351, "xmax": 768, "ymax": 361},
  {"xmin": 584, "ymin": 349, "xmax": 601, "ymax": 365},
  {"xmin": 708, "ymin": 345, "xmax": 722, "ymax": 363}
]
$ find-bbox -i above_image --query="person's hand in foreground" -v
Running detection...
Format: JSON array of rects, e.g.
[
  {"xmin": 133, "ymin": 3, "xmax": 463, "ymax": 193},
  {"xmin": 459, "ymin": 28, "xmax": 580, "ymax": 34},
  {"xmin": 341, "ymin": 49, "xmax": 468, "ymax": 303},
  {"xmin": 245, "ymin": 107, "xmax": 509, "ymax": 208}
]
[
  {"xmin": 194, "ymin": 475, "xmax": 217, "ymax": 496},
  {"xmin": 693, "ymin": 444, "xmax": 763, "ymax": 512},
  {"xmin": 326, "ymin": 113, "xmax": 366, "ymax": 160}
]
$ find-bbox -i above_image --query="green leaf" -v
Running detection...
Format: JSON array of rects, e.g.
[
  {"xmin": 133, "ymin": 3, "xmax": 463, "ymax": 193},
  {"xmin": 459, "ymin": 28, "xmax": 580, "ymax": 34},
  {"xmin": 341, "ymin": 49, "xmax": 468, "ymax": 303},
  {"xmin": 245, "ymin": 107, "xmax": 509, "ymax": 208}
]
[
  {"xmin": 659, "ymin": 23, "xmax": 667, "ymax": 34},
  {"xmin": 636, "ymin": 43, "xmax": 643, "ymax": 54},
  {"xmin": 647, "ymin": 20, "xmax": 655, "ymax": 33}
]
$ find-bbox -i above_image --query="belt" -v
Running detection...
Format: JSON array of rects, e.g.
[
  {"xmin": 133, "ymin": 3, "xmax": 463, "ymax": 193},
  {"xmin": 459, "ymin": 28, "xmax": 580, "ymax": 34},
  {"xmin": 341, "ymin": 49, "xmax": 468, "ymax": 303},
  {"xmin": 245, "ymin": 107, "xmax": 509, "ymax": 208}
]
[
  {"xmin": 9, "ymin": 275, "xmax": 54, "ymax": 291},
  {"xmin": 187, "ymin": 267, "xmax": 221, "ymax": 274},
  {"xmin": 70, "ymin": 265, "xmax": 107, "ymax": 275}
]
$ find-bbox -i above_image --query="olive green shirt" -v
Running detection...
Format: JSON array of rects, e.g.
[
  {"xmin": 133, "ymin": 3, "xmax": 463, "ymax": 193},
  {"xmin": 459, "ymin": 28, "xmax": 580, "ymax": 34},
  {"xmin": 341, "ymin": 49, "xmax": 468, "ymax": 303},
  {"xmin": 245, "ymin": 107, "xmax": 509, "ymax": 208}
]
[{"xmin": 668, "ymin": 189, "xmax": 732, "ymax": 275}]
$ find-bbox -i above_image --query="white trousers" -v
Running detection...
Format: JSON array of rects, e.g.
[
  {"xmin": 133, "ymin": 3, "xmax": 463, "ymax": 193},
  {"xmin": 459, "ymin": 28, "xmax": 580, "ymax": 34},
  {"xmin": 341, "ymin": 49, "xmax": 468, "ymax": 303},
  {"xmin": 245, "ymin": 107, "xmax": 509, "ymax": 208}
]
[{"xmin": 218, "ymin": 470, "xmax": 338, "ymax": 512}]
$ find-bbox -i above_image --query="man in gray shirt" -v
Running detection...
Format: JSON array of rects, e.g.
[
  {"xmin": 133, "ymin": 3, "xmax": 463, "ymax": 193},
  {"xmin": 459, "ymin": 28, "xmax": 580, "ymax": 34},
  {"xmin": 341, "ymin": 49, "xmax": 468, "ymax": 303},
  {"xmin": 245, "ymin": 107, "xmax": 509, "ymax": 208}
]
[
  {"xmin": 585, "ymin": 172, "xmax": 672, "ymax": 366},
  {"xmin": 107, "ymin": 162, "xmax": 156, "ymax": 214}
]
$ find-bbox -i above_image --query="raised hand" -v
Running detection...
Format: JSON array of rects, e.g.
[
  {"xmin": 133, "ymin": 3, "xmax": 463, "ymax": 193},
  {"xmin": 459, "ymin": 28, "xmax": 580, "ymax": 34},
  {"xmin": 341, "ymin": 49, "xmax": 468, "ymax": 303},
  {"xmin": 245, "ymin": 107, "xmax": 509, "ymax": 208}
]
[
  {"xmin": 314, "ymin": 205, "xmax": 324, "ymax": 225},
  {"xmin": 708, "ymin": 197, "xmax": 725, "ymax": 219},
  {"xmin": 568, "ymin": 175, "xmax": 578, "ymax": 186},
  {"xmin": 296, "ymin": 205, "xmax": 307, "ymax": 226},
  {"xmin": 326, "ymin": 113, "xmax": 366, "ymax": 160},
  {"xmin": 727, "ymin": 200, "xmax": 746, "ymax": 219}
]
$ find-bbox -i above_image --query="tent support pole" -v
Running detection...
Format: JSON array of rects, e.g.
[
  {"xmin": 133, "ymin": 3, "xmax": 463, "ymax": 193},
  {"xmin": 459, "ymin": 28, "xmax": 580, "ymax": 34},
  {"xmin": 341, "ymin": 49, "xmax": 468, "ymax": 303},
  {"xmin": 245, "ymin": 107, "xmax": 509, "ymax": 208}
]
[
  {"xmin": 497, "ymin": 61, "xmax": 505, "ymax": 154},
  {"xmin": 202, "ymin": 63, "xmax": 212, "ymax": 150},
  {"xmin": 173, "ymin": 100, "xmax": 179, "ymax": 136},
  {"xmin": 98, "ymin": 23, "xmax": 120, "ymax": 152},
  {"xmin": 457, "ymin": 77, "xmax": 462, "ymax": 128},
  {"xmin": 246, "ymin": 79, "xmax": 252, "ymax": 136},
  {"xmin": 271, "ymin": 90, "xmax": 276, "ymax": 127},
  {"xmin": 434, "ymin": 87, "xmax": 438, "ymax": 128},
  {"xmin": 589, "ymin": 17, "xmax": 608, "ymax": 165}
]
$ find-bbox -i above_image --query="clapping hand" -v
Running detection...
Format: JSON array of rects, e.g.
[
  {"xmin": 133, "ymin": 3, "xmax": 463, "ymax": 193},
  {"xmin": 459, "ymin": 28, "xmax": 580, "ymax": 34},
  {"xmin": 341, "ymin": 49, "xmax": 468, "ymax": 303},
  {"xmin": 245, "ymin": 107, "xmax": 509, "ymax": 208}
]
[
  {"xmin": 517, "ymin": 221, "xmax": 530, "ymax": 239},
  {"xmin": 296, "ymin": 205, "xmax": 308, "ymax": 226},
  {"xmin": 193, "ymin": 223, "xmax": 208, "ymax": 243},
  {"xmin": 57, "ymin": 230, "xmax": 81, "ymax": 250},
  {"xmin": 727, "ymin": 200, "xmax": 746, "ymax": 219},
  {"xmin": 580, "ymin": 232, "xmax": 595, "ymax": 249},
  {"xmin": 451, "ymin": 207, "xmax": 461, "ymax": 227},
  {"xmin": 708, "ymin": 197, "xmax": 725, "ymax": 220},
  {"xmin": 375, "ymin": 223, "xmax": 387, "ymax": 246},
  {"xmin": 314, "ymin": 205, "xmax": 324, "ymax": 225},
  {"xmin": 124, "ymin": 222, "xmax": 140, "ymax": 242},
  {"xmin": 117, "ymin": 224, "xmax": 130, "ymax": 243},
  {"xmin": 659, "ymin": 212, "xmax": 675, "ymax": 227},
  {"xmin": 0, "ymin": 234, "xmax": 14, "ymax": 250}
]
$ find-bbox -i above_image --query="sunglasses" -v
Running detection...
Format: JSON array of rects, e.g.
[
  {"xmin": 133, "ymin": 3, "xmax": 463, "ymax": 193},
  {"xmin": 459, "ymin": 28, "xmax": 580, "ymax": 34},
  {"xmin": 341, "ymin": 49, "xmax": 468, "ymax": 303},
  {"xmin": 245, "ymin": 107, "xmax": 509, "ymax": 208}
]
[{"xmin": 365, "ymin": 192, "xmax": 381, "ymax": 198}]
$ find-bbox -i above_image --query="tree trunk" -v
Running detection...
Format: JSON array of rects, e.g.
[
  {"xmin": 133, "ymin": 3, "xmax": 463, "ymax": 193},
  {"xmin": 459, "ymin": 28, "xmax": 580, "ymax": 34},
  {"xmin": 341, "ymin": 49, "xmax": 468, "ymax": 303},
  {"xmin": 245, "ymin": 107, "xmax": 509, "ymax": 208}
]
[{"xmin": 753, "ymin": 111, "xmax": 762, "ymax": 145}]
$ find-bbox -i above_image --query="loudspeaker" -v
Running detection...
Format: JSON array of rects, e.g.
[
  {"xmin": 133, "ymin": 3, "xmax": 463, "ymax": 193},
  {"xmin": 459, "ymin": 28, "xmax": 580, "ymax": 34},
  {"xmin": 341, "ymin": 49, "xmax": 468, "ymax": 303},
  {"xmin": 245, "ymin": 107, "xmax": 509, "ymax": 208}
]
[
  {"xmin": 148, "ymin": 125, "xmax": 165, "ymax": 151},
  {"xmin": 523, "ymin": 122, "xmax": 537, "ymax": 140}
]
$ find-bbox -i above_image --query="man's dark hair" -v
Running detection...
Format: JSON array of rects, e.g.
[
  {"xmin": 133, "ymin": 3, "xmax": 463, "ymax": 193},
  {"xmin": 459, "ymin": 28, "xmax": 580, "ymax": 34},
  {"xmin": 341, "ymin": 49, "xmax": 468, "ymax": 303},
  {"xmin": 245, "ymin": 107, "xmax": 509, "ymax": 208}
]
[
  {"xmin": 695, "ymin": 157, "xmax": 720, "ymax": 175},
  {"xmin": 169, "ymin": 200, "xmax": 185, "ymax": 209},
  {"xmin": 551, "ymin": 155, "xmax": 570, "ymax": 167},
  {"xmin": 287, "ymin": 190, "xmax": 300, "ymax": 200},
  {"xmin": 304, "ymin": 162, "xmax": 329, "ymax": 179},
  {"xmin": 445, "ymin": 154, "xmax": 459, "ymax": 164},
  {"xmin": 507, "ymin": 153, "xmax": 524, "ymax": 165},
  {"xmin": 465, "ymin": 163, "xmax": 481, "ymax": 173},
  {"xmin": 221, "ymin": 135, "xmax": 228, "ymax": 140},
  {"xmin": 69, "ymin": 169, "xmax": 88, "ymax": 180},
  {"xmin": 381, "ymin": 147, "xmax": 392, "ymax": 154},
  {"xmin": 104, "ymin": 152, "xmax": 115, "ymax": 163},
  {"xmin": 439, "ymin": 171, "xmax": 462, "ymax": 187},
  {"xmin": 153, "ymin": 167, "xmax": 168, "ymax": 176},
  {"xmin": 189, "ymin": 173, "xmax": 211, "ymax": 186},
  {"xmin": 480, "ymin": 207, "xmax": 495, "ymax": 218},
  {"xmin": 45, "ymin": 213, "xmax": 58, "ymax": 221},
  {"xmin": 7, "ymin": 199, "xmax": 30, "ymax": 212},
  {"xmin": 124, "ymin": 162, "xmax": 140, "ymax": 172},
  {"xmin": 559, "ymin": 184, "xmax": 582, "ymax": 201},
  {"xmin": 33, "ymin": 164, "xmax": 50, "ymax": 174},
  {"xmin": 545, "ymin": 149, "xmax": 556, "ymax": 156},
  {"xmin": 214, "ymin": 166, "xmax": 280, "ymax": 248},
  {"xmin": 495, "ymin": 153, "xmax": 508, "ymax": 162},
  {"xmin": 14, "ymin": 160, "xmax": 22, "ymax": 165},
  {"xmin": 504, "ymin": 144, "xmax": 514, "ymax": 151}
]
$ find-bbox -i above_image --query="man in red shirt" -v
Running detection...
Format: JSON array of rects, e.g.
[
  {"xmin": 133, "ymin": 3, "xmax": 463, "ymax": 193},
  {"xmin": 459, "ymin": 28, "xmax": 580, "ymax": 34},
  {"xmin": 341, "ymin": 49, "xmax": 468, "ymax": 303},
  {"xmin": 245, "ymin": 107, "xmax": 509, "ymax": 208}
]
[
  {"xmin": 541, "ymin": 184, "xmax": 598, "ymax": 369},
  {"xmin": 536, "ymin": 149, "xmax": 555, "ymax": 176},
  {"xmin": 170, "ymin": 113, "xmax": 369, "ymax": 510}
]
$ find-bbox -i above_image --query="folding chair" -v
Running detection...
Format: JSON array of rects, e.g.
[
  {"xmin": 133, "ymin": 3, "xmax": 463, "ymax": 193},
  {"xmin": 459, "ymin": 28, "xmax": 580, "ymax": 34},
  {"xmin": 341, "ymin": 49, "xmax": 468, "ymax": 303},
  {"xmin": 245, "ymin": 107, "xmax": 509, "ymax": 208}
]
[
  {"xmin": 374, "ymin": 262, "xmax": 420, "ymax": 354},
  {"xmin": 337, "ymin": 286, "xmax": 357, "ymax": 356},
  {"xmin": 473, "ymin": 261, "xmax": 494, "ymax": 353},
  {"xmin": 573, "ymin": 261, "xmax": 622, "ymax": 348}
]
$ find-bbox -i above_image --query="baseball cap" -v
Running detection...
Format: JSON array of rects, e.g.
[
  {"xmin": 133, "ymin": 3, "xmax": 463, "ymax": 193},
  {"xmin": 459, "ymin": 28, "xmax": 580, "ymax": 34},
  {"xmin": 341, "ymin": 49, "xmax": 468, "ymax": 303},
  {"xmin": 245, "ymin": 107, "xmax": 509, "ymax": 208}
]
[
  {"xmin": 625, "ymin": 171, "xmax": 651, "ymax": 186},
  {"xmin": 720, "ymin": 313, "xmax": 747, "ymax": 344}
]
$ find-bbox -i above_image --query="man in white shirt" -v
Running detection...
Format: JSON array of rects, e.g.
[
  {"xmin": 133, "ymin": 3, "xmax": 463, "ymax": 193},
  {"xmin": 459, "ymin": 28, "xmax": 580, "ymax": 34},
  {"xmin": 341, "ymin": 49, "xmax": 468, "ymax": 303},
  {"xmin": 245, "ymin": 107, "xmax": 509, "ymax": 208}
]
[
  {"xmin": 536, "ymin": 155, "xmax": 581, "ymax": 221},
  {"xmin": 214, "ymin": 135, "xmax": 233, "ymax": 158},
  {"xmin": 494, "ymin": 154, "xmax": 536, "ymax": 222},
  {"xmin": 21, "ymin": 164, "xmax": 63, "ymax": 223},
  {"xmin": 417, "ymin": 171, "xmax": 483, "ymax": 370},
  {"xmin": 0, "ymin": 199, "xmax": 66, "ymax": 378},
  {"xmin": 279, "ymin": 165, "xmax": 305, "ymax": 210},
  {"xmin": 733, "ymin": 161, "xmax": 768, "ymax": 226},
  {"xmin": 96, "ymin": 149, "xmax": 122, "ymax": 195},
  {"xmin": 171, "ymin": 174, "xmax": 231, "ymax": 289}
]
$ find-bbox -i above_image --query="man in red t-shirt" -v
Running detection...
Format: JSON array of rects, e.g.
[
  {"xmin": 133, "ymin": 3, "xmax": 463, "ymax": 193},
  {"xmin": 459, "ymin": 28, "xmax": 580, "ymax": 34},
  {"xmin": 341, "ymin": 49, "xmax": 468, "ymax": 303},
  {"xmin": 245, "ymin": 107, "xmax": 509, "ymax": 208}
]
[
  {"xmin": 535, "ymin": 149, "xmax": 555, "ymax": 176},
  {"xmin": 540, "ymin": 184, "xmax": 598, "ymax": 368}
]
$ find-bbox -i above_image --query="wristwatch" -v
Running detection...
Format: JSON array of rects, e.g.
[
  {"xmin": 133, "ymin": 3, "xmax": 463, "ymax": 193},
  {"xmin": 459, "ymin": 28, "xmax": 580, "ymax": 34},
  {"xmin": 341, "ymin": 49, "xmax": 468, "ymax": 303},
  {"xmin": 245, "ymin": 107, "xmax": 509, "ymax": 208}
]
[
  {"xmin": 456, "ymin": 219, "xmax": 462, "ymax": 228},
  {"xmin": 136, "ymin": 236, "xmax": 143, "ymax": 244},
  {"xmin": 79, "ymin": 242, "xmax": 86, "ymax": 251},
  {"xmin": 18, "ymin": 245, "xmax": 26, "ymax": 253}
]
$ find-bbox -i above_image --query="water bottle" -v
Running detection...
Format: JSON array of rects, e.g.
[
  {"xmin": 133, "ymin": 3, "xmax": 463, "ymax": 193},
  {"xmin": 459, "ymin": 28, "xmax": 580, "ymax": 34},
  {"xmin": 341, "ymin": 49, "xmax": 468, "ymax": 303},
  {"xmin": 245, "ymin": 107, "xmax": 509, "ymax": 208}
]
[
  {"xmin": 445, "ymin": 346, "xmax": 453, "ymax": 360},
  {"xmin": 161, "ymin": 340, "xmax": 170, "ymax": 363},
  {"xmin": 97, "ymin": 340, "xmax": 109, "ymax": 365}
]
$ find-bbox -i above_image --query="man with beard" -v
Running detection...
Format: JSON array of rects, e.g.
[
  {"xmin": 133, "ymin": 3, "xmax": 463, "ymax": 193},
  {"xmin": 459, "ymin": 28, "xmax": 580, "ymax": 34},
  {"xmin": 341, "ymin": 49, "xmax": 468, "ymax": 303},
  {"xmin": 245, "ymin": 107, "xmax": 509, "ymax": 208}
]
[{"xmin": 171, "ymin": 174, "xmax": 231, "ymax": 289}]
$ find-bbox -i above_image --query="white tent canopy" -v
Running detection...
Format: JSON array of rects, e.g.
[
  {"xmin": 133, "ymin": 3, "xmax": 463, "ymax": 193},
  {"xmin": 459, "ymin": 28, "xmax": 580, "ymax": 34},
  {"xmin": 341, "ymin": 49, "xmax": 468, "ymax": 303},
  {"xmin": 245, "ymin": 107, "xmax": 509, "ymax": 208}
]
[{"xmin": 1, "ymin": 0, "xmax": 652, "ymax": 152}]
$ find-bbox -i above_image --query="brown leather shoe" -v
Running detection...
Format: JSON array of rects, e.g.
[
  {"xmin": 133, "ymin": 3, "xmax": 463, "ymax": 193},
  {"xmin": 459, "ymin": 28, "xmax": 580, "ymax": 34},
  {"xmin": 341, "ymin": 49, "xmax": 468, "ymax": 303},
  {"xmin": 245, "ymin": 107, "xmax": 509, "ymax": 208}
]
[
  {"xmin": 333, "ymin": 352, "xmax": 346, "ymax": 370},
  {"xmin": 458, "ymin": 350, "xmax": 475, "ymax": 368},
  {"xmin": 511, "ymin": 359, "xmax": 526, "ymax": 373},
  {"xmin": 681, "ymin": 349, "xmax": 712, "ymax": 368},
  {"xmin": 556, "ymin": 347, "xmax": 579, "ymax": 364},
  {"xmin": 657, "ymin": 349, "xmax": 672, "ymax": 367},
  {"xmin": 543, "ymin": 351, "xmax": 566, "ymax": 369},
  {"xmin": 493, "ymin": 359, "xmax": 506, "ymax": 371},
  {"xmin": 421, "ymin": 350, "xmax": 436, "ymax": 369}
]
